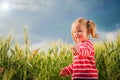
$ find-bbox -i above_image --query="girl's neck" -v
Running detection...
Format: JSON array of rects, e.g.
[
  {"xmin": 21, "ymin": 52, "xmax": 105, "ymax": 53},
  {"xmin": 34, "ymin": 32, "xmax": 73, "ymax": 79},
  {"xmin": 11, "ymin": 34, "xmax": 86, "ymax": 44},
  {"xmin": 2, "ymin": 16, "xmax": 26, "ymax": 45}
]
[{"xmin": 76, "ymin": 38, "xmax": 89, "ymax": 44}]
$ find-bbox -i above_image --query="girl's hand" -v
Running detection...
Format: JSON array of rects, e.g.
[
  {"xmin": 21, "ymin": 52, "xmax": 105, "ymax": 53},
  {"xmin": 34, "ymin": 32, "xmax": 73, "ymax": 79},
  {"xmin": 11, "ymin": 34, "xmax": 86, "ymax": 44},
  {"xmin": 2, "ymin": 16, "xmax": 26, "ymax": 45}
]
[
  {"xmin": 59, "ymin": 69, "xmax": 67, "ymax": 76},
  {"xmin": 71, "ymin": 46, "xmax": 78, "ymax": 55}
]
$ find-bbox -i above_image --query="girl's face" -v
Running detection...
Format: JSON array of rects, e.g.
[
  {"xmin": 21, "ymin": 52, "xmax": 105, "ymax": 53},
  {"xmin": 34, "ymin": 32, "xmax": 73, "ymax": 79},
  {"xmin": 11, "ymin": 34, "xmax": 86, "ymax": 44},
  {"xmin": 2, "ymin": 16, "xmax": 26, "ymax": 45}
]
[{"xmin": 72, "ymin": 23, "xmax": 88, "ymax": 43}]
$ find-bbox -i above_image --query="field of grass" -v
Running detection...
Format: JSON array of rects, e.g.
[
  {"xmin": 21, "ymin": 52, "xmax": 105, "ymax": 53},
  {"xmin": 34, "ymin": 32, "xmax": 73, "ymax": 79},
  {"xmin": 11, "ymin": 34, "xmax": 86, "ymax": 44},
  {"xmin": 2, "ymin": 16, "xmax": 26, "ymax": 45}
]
[{"xmin": 0, "ymin": 29, "xmax": 120, "ymax": 80}]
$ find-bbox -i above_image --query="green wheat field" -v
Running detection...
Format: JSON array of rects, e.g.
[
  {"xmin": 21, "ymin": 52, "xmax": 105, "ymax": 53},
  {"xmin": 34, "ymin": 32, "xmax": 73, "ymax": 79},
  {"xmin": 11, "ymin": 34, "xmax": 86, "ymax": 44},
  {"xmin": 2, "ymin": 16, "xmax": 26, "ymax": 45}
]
[{"xmin": 0, "ymin": 28, "xmax": 120, "ymax": 80}]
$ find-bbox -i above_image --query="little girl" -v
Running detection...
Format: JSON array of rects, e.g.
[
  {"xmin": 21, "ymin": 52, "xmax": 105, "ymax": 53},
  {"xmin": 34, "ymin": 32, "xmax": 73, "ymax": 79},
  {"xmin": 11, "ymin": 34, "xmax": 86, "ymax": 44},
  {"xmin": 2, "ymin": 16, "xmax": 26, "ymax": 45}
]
[{"xmin": 59, "ymin": 18, "xmax": 98, "ymax": 80}]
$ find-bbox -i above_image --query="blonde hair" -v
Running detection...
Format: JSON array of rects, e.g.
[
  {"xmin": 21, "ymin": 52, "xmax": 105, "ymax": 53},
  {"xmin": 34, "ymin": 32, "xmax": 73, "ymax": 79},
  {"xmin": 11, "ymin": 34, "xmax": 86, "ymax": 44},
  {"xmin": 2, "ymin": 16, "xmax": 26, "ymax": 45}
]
[{"xmin": 71, "ymin": 18, "xmax": 99, "ymax": 42}]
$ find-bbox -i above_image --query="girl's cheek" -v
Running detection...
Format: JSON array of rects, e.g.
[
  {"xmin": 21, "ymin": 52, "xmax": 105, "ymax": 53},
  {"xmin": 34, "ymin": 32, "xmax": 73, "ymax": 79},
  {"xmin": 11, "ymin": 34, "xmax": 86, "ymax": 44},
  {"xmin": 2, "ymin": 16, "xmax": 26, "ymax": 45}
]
[
  {"xmin": 78, "ymin": 34, "xmax": 84, "ymax": 38},
  {"xmin": 78, "ymin": 33, "xmax": 82, "ymax": 37}
]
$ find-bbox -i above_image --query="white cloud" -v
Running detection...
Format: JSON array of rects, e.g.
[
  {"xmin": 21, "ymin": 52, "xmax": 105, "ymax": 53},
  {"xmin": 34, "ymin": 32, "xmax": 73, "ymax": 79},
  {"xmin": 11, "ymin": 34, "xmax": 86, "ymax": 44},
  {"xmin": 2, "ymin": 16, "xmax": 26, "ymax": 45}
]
[
  {"xmin": 10, "ymin": 0, "xmax": 55, "ymax": 11},
  {"xmin": 96, "ymin": 29, "xmax": 119, "ymax": 42},
  {"xmin": 106, "ymin": 31, "xmax": 117, "ymax": 42},
  {"xmin": 30, "ymin": 40, "xmax": 50, "ymax": 51}
]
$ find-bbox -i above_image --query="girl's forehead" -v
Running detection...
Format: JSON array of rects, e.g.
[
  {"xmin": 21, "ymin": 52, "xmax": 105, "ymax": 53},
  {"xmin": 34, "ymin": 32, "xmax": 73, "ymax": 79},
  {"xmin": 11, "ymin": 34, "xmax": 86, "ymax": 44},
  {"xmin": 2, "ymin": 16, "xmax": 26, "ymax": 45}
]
[{"xmin": 72, "ymin": 23, "xmax": 86, "ymax": 30}]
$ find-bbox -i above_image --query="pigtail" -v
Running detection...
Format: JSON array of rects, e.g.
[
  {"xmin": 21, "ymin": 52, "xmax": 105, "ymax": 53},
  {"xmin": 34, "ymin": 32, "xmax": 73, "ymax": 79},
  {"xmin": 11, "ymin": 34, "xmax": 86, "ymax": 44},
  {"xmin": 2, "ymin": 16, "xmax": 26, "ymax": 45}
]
[{"xmin": 87, "ymin": 20, "xmax": 99, "ymax": 38}]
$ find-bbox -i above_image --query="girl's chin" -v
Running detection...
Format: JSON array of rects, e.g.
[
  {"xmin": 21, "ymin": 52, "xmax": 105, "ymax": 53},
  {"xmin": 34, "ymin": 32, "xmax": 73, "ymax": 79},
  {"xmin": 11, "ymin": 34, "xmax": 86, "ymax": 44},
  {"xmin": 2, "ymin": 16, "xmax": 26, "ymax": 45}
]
[
  {"xmin": 76, "ymin": 38, "xmax": 86, "ymax": 43},
  {"xmin": 76, "ymin": 39, "xmax": 81, "ymax": 43}
]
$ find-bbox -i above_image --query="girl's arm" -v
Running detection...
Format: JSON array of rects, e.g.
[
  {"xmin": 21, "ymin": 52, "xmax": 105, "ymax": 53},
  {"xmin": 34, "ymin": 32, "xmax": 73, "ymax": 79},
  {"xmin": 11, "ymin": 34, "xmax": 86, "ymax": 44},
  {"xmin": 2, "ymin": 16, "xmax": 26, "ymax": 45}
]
[{"xmin": 59, "ymin": 63, "xmax": 73, "ymax": 76}]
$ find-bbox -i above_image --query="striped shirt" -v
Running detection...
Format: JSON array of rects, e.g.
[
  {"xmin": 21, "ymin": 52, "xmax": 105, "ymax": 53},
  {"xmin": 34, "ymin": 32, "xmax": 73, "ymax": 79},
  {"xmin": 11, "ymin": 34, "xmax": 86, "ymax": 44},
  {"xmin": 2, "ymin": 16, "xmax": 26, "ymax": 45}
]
[{"xmin": 63, "ymin": 39, "xmax": 98, "ymax": 80}]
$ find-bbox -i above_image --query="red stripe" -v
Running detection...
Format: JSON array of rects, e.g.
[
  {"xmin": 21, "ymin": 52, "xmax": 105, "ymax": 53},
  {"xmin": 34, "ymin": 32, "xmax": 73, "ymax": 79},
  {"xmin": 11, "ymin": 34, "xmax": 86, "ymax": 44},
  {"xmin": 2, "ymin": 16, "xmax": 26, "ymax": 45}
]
[
  {"xmin": 73, "ymin": 60, "xmax": 95, "ymax": 64},
  {"xmin": 82, "ymin": 48, "xmax": 88, "ymax": 56},
  {"xmin": 64, "ymin": 64, "xmax": 73, "ymax": 75},
  {"xmin": 80, "ymin": 49, "xmax": 84, "ymax": 56},
  {"xmin": 85, "ymin": 44, "xmax": 93, "ymax": 54},
  {"xmin": 73, "ymin": 69, "xmax": 98, "ymax": 73},
  {"xmin": 74, "ymin": 55, "xmax": 95, "ymax": 60},
  {"xmin": 72, "ymin": 77, "xmax": 98, "ymax": 80},
  {"xmin": 87, "ymin": 56, "xmax": 95, "ymax": 60},
  {"xmin": 67, "ymin": 66, "xmax": 72, "ymax": 74},
  {"xmin": 73, "ymin": 73, "xmax": 98, "ymax": 77},
  {"xmin": 73, "ymin": 64, "xmax": 96, "ymax": 69},
  {"xmin": 86, "ymin": 42, "xmax": 94, "ymax": 50},
  {"xmin": 79, "ymin": 48, "xmax": 82, "ymax": 55},
  {"xmin": 64, "ymin": 68, "xmax": 70, "ymax": 75},
  {"xmin": 86, "ymin": 40, "xmax": 93, "ymax": 46}
]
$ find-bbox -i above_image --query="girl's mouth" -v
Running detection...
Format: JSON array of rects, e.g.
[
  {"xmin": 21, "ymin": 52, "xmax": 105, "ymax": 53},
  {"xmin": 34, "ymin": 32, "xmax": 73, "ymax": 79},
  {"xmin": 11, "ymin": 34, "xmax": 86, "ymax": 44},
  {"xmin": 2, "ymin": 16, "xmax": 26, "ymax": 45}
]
[{"xmin": 75, "ymin": 35, "xmax": 80, "ymax": 38}]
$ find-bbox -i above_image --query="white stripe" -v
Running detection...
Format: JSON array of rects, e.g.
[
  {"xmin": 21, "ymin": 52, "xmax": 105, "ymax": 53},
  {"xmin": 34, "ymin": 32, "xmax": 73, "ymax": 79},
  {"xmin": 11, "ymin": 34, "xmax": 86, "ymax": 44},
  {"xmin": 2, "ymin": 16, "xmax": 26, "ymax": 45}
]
[
  {"xmin": 70, "ymin": 65, "xmax": 73, "ymax": 69},
  {"xmin": 88, "ymin": 56, "xmax": 95, "ymax": 59},
  {"xmin": 74, "ymin": 53, "xmax": 94, "ymax": 59},
  {"xmin": 74, "ymin": 59, "xmax": 95, "ymax": 62},
  {"xmin": 66, "ymin": 67, "xmax": 71, "ymax": 74},
  {"xmin": 74, "ymin": 68, "xmax": 97, "ymax": 70},
  {"xmin": 73, "ymin": 77, "xmax": 98, "ymax": 79},
  {"xmin": 81, "ymin": 47, "xmax": 90, "ymax": 56},
  {"xmin": 82, "ymin": 48, "xmax": 86, "ymax": 56},
  {"xmin": 74, "ymin": 55, "xmax": 79, "ymax": 58},
  {"xmin": 87, "ymin": 40, "xmax": 93, "ymax": 46},
  {"xmin": 85, "ymin": 44, "xmax": 92, "ymax": 54},
  {"xmin": 86, "ymin": 42, "xmax": 93, "ymax": 48},
  {"xmin": 73, "ymin": 73, "xmax": 97, "ymax": 75},
  {"xmin": 86, "ymin": 42, "xmax": 93, "ymax": 50},
  {"xmin": 73, "ymin": 64, "xmax": 95, "ymax": 67},
  {"xmin": 73, "ymin": 59, "xmax": 95, "ymax": 63},
  {"xmin": 84, "ymin": 48, "xmax": 88, "ymax": 56},
  {"xmin": 80, "ymin": 47, "xmax": 89, "ymax": 56},
  {"xmin": 79, "ymin": 46, "xmax": 85, "ymax": 48}
]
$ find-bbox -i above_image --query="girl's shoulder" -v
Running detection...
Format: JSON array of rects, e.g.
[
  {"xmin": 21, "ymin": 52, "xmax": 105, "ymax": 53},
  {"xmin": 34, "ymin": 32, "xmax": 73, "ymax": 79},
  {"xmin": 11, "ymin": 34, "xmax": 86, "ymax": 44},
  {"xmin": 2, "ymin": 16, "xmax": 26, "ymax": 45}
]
[
  {"xmin": 77, "ymin": 39, "xmax": 93, "ymax": 45},
  {"xmin": 77, "ymin": 39, "xmax": 94, "ymax": 49}
]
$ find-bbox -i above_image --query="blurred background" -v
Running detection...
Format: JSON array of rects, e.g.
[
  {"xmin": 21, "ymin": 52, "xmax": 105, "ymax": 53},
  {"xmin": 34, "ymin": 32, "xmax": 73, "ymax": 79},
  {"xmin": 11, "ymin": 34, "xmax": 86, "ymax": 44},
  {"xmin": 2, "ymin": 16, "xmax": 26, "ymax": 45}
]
[{"xmin": 0, "ymin": 0, "xmax": 120, "ymax": 49}]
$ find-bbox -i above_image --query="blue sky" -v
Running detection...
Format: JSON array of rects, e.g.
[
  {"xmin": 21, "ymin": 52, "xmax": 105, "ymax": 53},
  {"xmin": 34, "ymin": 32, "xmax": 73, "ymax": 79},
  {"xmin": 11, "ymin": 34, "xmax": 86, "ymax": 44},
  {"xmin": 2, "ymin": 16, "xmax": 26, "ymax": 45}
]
[{"xmin": 0, "ymin": 0, "xmax": 120, "ymax": 48}]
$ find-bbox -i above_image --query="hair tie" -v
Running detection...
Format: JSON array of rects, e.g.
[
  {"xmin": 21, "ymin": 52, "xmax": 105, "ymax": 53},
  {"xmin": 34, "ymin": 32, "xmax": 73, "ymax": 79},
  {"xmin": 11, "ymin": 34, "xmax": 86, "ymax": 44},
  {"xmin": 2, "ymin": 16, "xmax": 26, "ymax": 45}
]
[
  {"xmin": 87, "ymin": 20, "xmax": 92, "ymax": 23},
  {"xmin": 87, "ymin": 20, "xmax": 92, "ymax": 27}
]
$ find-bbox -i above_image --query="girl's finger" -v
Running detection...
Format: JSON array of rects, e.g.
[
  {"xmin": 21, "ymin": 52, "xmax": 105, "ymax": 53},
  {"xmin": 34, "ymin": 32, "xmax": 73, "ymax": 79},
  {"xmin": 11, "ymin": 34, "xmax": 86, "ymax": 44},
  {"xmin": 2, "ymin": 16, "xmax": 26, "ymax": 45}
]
[{"xmin": 60, "ymin": 70, "xmax": 67, "ymax": 76}]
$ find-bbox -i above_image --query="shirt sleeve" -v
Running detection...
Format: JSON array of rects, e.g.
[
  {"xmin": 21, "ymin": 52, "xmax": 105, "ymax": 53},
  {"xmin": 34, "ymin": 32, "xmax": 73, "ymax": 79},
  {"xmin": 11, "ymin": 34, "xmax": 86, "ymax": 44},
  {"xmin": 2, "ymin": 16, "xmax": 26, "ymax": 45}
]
[
  {"xmin": 77, "ymin": 41, "xmax": 94, "ymax": 57},
  {"xmin": 62, "ymin": 63, "xmax": 73, "ymax": 76}
]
